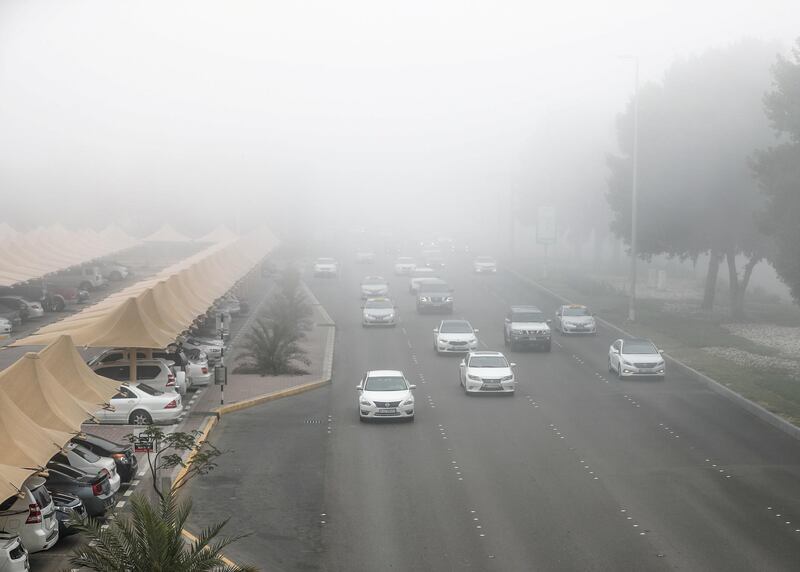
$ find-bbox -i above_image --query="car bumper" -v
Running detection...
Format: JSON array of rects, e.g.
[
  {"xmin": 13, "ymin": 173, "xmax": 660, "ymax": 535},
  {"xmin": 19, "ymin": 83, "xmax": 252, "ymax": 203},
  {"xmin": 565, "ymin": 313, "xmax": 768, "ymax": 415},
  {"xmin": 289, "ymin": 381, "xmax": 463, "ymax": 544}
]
[
  {"xmin": 314, "ymin": 269, "xmax": 338, "ymax": 277},
  {"xmin": 24, "ymin": 520, "xmax": 59, "ymax": 553},
  {"xmin": 618, "ymin": 366, "xmax": 665, "ymax": 377},
  {"xmin": 359, "ymin": 405, "xmax": 414, "ymax": 419},
  {"xmin": 85, "ymin": 493, "xmax": 116, "ymax": 517},
  {"xmin": 189, "ymin": 371, "xmax": 213, "ymax": 386},
  {"xmin": 151, "ymin": 408, "xmax": 183, "ymax": 424},
  {"xmin": 361, "ymin": 291, "xmax": 389, "ymax": 299},
  {"xmin": 473, "ymin": 266, "xmax": 497, "ymax": 273},
  {"xmin": 437, "ymin": 343, "xmax": 478, "ymax": 353},
  {"xmin": 417, "ymin": 303, "xmax": 453, "ymax": 313},
  {"xmin": 511, "ymin": 335, "xmax": 550, "ymax": 346},
  {"xmin": 465, "ymin": 381, "xmax": 516, "ymax": 393},
  {"xmin": 363, "ymin": 318, "xmax": 396, "ymax": 326}
]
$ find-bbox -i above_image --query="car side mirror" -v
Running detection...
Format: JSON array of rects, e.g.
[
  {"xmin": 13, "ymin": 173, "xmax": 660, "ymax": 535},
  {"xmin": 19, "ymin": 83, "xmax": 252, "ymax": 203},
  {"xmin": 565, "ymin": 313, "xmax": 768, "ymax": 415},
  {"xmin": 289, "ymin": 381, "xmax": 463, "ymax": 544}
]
[
  {"xmin": 356, "ymin": 384, "xmax": 363, "ymax": 390},
  {"xmin": 473, "ymin": 328, "xmax": 480, "ymax": 334},
  {"xmin": 546, "ymin": 319, "xmax": 553, "ymax": 324},
  {"xmin": 409, "ymin": 384, "xmax": 417, "ymax": 390},
  {"xmin": 658, "ymin": 349, "xmax": 664, "ymax": 354},
  {"xmin": 433, "ymin": 328, "xmax": 439, "ymax": 333},
  {"xmin": 612, "ymin": 348, "xmax": 620, "ymax": 354}
]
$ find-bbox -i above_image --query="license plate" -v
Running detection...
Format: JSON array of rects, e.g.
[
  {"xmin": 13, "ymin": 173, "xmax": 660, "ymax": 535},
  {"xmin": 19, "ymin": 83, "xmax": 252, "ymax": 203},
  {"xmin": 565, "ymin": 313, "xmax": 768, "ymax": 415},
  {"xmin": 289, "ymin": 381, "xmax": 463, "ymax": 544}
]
[
  {"xmin": 484, "ymin": 384, "xmax": 501, "ymax": 390},
  {"xmin": 378, "ymin": 408, "xmax": 397, "ymax": 413}
]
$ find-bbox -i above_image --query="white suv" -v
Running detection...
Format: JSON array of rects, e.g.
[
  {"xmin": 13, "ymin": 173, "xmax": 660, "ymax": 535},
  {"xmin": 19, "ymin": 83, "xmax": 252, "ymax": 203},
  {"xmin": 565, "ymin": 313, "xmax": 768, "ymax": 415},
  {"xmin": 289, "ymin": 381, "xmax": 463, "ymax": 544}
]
[
  {"xmin": 91, "ymin": 358, "xmax": 185, "ymax": 394},
  {"xmin": 0, "ymin": 476, "xmax": 58, "ymax": 553},
  {"xmin": 459, "ymin": 351, "xmax": 516, "ymax": 394},
  {"xmin": 0, "ymin": 532, "xmax": 29, "ymax": 570}
]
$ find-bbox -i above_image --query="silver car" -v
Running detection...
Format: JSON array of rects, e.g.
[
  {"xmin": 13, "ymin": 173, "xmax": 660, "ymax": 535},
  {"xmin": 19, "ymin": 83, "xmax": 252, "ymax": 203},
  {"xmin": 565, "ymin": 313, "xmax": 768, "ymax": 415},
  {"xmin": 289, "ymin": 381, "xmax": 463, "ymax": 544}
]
[
  {"xmin": 362, "ymin": 297, "xmax": 397, "ymax": 327},
  {"xmin": 608, "ymin": 337, "xmax": 666, "ymax": 379},
  {"xmin": 360, "ymin": 276, "xmax": 389, "ymax": 299},
  {"xmin": 554, "ymin": 304, "xmax": 597, "ymax": 335}
]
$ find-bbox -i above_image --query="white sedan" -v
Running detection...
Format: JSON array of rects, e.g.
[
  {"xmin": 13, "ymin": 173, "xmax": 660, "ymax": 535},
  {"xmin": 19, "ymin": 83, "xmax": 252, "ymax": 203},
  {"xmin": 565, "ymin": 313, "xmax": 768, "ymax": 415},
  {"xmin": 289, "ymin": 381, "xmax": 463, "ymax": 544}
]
[
  {"xmin": 360, "ymin": 276, "xmax": 389, "ymax": 299},
  {"xmin": 393, "ymin": 257, "xmax": 416, "ymax": 275},
  {"xmin": 92, "ymin": 383, "xmax": 183, "ymax": 425},
  {"xmin": 433, "ymin": 319, "xmax": 479, "ymax": 354},
  {"xmin": 554, "ymin": 304, "xmax": 597, "ymax": 335},
  {"xmin": 608, "ymin": 338, "xmax": 666, "ymax": 379},
  {"xmin": 357, "ymin": 370, "xmax": 416, "ymax": 422},
  {"xmin": 313, "ymin": 257, "xmax": 339, "ymax": 277},
  {"xmin": 472, "ymin": 256, "xmax": 497, "ymax": 273},
  {"xmin": 459, "ymin": 351, "xmax": 516, "ymax": 394}
]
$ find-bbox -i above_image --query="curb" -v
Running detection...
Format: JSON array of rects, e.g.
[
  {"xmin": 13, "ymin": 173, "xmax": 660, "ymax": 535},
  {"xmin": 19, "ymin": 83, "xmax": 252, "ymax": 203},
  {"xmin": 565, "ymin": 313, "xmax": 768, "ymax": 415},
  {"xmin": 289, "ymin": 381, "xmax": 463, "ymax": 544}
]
[
  {"xmin": 171, "ymin": 414, "xmax": 219, "ymax": 491},
  {"xmin": 506, "ymin": 267, "xmax": 800, "ymax": 441},
  {"xmin": 215, "ymin": 376, "xmax": 331, "ymax": 416}
]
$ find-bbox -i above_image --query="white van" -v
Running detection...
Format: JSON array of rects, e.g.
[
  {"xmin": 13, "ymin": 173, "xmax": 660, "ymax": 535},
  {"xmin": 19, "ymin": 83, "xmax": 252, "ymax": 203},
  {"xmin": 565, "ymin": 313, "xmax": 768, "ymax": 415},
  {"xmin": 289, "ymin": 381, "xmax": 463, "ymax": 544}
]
[{"xmin": 0, "ymin": 476, "xmax": 59, "ymax": 553}]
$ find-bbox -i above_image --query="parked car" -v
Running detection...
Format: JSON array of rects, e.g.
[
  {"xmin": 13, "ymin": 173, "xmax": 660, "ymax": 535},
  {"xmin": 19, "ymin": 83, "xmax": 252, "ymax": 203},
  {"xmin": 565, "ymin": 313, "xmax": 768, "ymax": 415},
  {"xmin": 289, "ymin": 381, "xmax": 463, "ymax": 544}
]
[
  {"xmin": 360, "ymin": 276, "xmax": 389, "ymax": 299},
  {"xmin": 0, "ymin": 317, "xmax": 11, "ymax": 335},
  {"xmin": 91, "ymin": 358, "xmax": 185, "ymax": 394},
  {"xmin": 393, "ymin": 257, "xmax": 416, "ymax": 275},
  {"xmin": 0, "ymin": 296, "xmax": 44, "ymax": 320},
  {"xmin": 313, "ymin": 258, "xmax": 339, "ymax": 277},
  {"xmin": 0, "ymin": 532, "xmax": 28, "ymax": 571},
  {"xmin": 0, "ymin": 476, "xmax": 58, "ymax": 553},
  {"xmin": 608, "ymin": 337, "xmax": 666, "ymax": 379},
  {"xmin": 71, "ymin": 433, "xmax": 139, "ymax": 483},
  {"xmin": 472, "ymin": 256, "xmax": 497, "ymax": 273},
  {"xmin": 50, "ymin": 442, "xmax": 121, "ymax": 495},
  {"xmin": 554, "ymin": 304, "xmax": 597, "ymax": 335},
  {"xmin": 459, "ymin": 351, "xmax": 516, "ymax": 395},
  {"xmin": 503, "ymin": 305, "xmax": 552, "ymax": 352},
  {"xmin": 0, "ymin": 303, "xmax": 22, "ymax": 330},
  {"xmin": 180, "ymin": 337, "xmax": 224, "ymax": 363},
  {"xmin": 50, "ymin": 491, "xmax": 86, "ymax": 537},
  {"xmin": 91, "ymin": 383, "xmax": 183, "ymax": 425},
  {"xmin": 357, "ymin": 370, "xmax": 416, "ymax": 422},
  {"xmin": 48, "ymin": 265, "xmax": 106, "ymax": 291},
  {"xmin": 362, "ymin": 297, "xmax": 397, "ymax": 327},
  {"xmin": 98, "ymin": 262, "xmax": 129, "ymax": 281},
  {"xmin": 416, "ymin": 279, "xmax": 454, "ymax": 314},
  {"xmin": 433, "ymin": 320, "xmax": 479, "ymax": 354},
  {"xmin": 89, "ymin": 348, "xmax": 201, "ymax": 390},
  {"xmin": 43, "ymin": 462, "xmax": 115, "ymax": 518}
]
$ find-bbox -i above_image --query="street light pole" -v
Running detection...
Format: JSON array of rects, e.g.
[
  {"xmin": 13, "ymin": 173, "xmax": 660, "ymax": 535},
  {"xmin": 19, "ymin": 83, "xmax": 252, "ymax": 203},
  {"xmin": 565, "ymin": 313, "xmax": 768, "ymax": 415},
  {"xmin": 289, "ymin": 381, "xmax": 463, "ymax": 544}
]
[{"xmin": 621, "ymin": 55, "xmax": 640, "ymax": 322}]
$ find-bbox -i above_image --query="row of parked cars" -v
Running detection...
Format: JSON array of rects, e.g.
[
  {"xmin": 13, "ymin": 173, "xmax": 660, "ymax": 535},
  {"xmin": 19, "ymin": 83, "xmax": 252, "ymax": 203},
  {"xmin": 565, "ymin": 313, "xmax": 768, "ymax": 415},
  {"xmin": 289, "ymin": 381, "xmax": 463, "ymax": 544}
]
[{"xmin": 0, "ymin": 432, "xmax": 137, "ymax": 567}]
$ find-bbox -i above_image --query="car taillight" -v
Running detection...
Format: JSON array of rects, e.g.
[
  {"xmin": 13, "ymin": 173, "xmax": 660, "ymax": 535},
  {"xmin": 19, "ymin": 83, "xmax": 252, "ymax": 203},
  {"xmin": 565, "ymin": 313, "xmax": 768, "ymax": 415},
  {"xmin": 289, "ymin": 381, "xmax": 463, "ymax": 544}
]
[
  {"xmin": 201, "ymin": 366, "xmax": 208, "ymax": 374},
  {"xmin": 26, "ymin": 503, "xmax": 42, "ymax": 524},
  {"xmin": 112, "ymin": 453, "xmax": 125, "ymax": 461},
  {"xmin": 166, "ymin": 372, "xmax": 176, "ymax": 386},
  {"xmin": 92, "ymin": 481, "xmax": 103, "ymax": 496},
  {"xmin": 165, "ymin": 399, "xmax": 178, "ymax": 409}
]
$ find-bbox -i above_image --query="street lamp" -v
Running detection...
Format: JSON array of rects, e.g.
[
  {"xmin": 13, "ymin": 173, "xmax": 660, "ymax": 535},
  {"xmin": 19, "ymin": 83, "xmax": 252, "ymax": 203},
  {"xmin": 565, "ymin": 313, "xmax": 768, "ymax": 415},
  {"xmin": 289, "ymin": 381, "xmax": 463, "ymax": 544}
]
[{"xmin": 619, "ymin": 55, "xmax": 640, "ymax": 322}]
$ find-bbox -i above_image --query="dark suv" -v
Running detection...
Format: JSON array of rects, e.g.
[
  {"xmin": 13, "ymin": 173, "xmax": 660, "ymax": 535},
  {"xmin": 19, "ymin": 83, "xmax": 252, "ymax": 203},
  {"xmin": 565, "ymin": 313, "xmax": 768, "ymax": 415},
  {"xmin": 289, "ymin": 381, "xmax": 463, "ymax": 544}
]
[
  {"xmin": 416, "ymin": 279, "xmax": 454, "ymax": 314},
  {"xmin": 503, "ymin": 305, "xmax": 552, "ymax": 351}
]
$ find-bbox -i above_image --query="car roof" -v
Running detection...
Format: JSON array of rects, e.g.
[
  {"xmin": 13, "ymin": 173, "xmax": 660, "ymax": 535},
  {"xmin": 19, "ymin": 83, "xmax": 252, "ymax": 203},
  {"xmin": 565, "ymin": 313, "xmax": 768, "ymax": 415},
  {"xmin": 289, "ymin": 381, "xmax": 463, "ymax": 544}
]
[
  {"xmin": 366, "ymin": 370, "xmax": 404, "ymax": 377},
  {"xmin": 562, "ymin": 304, "xmax": 587, "ymax": 309},
  {"xmin": 510, "ymin": 305, "xmax": 542, "ymax": 312}
]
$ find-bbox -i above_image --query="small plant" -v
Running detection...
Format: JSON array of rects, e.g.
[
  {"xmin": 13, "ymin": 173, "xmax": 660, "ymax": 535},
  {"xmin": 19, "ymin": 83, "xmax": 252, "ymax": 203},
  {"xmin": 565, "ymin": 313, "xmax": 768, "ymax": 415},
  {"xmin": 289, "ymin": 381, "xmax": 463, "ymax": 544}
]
[{"xmin": 235, "ymin": 316, "xmax": 311, "ymax": 375}]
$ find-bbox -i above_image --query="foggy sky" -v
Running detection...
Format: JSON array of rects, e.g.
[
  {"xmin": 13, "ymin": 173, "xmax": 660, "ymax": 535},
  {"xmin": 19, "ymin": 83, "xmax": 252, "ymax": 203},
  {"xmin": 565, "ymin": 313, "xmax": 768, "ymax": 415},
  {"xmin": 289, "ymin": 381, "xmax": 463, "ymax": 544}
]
[{"xmin": 1, "ymin": 0, "xmax": 799, "ymax": 237}]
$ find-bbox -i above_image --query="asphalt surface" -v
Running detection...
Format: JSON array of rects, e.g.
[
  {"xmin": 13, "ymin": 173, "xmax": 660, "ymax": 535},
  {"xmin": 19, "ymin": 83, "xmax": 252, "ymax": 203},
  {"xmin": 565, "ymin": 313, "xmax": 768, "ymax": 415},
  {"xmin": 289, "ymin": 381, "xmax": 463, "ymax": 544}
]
[{"xmin": 188, "ymin": 252, "xmax": 800, "ymax": 571}]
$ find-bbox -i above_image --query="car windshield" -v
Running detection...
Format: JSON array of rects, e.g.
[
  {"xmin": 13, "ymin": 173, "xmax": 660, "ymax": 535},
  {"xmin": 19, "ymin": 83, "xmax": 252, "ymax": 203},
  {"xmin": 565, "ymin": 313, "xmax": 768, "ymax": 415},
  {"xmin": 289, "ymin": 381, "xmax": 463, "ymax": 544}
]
[
  {"xmin": 563, "ymin": 307, "xmax": 590, "ymax": 316},
  {"xmin": 136, "ymin": 383, "xmax": 163, "ymax": 396},
  {"xmin": 365, "ymin": 299, "xmax": 393, "ymax": 309},
  {"xmin": 623, "ymin": 340, "xmax": 659, "ymax": 354},
  {"xmin": 512, "ymin": 312, "xmax": 544, "ymax": 322},
  {"xmin": 30, "ymin": 484, "xmax": 52, "ymax": 508},
  {"xmin": 421, "ymin": 283, "xmax": 450, "ymax": 293},
  {"xmin": 364, "ymin": 376, "xmax": 407, "ymax": 391},
  {"xmin": 469, "ymin": 355, "xmax": 508, "ymax": 368},
  {"xmin": 69, "ymin": 444, "xmax": 100, "ymax": 463},
  {"xmin": 440, "ymin": 321, "xmax": 473, "ymax": 333}
]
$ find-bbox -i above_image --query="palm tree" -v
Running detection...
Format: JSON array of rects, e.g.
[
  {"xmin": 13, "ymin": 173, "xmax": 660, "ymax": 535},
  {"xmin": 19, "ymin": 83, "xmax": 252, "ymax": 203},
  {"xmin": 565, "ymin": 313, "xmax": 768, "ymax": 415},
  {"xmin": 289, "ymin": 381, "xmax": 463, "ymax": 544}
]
[
  {"xmin": 70, "ymin": 490, "xmax": 257, "ymax": 571},
  {"xmin": 236, "ymin": 316, "xmax": 311, "ymax": 375}
]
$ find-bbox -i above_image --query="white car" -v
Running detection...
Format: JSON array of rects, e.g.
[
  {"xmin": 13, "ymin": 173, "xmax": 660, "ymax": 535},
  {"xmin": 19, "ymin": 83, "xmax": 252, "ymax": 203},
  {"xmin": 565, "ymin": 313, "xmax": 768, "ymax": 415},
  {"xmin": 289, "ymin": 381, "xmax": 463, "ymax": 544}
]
[
  {"xmin": 608, "ymin": 338, "xmax": 666, "ymax": 379},
  {"xmin": 357, "ymin": 370, "xmax": 416, "ymax": 422},
  {"xmin": 0, "ymin": 532, "xmax": 29, "ymax": 571},
  {"xmin": 459, "ymin": 351, "xmax": 516, "ymax": 394},
  {"xmin": 92, "ymin": 383, "xmax": 184, "ymax": 425},
  {"xmin": 313, "ymin": 257, "xmax": 339, "ymax": 277},
  {"xmin": 0, "ymin": 296, "xmax": 44, "ymax": 319},
  {"xmin": 51, "ymin": 442, "xmax": 121, "ymax": 495},
  {"xmin": 360, "ymin": 276, "xmax": 389, "ymax": 299},
  {"xmin": 355, "ymin": 250, "xmax": 375, "ymax": 263},
  {"xmin": 0, "ymin": 477, "xmax": 58, "ymax": 554},
  {"xmin": 473, "ymin": 256, "xmax": 497, "ymax": 273},
  {"xmin": 362, "ymin": 297, "xmax": 397, "ymax": 327},
  {"xmin": 393, "ymin": 257, "xmax": 416, "ymax": 275},
  {"xmin": 0, "ymin": 317, "xmax": 11, "ymax": 335},
  {"xmin": 554, "ymin": 304, "xmax": 597, "ymax": 335},
  {"xmin": 181, "ymin": 336, "xmax": 225, "ymax": 362},
  {"xmin": 91, "ymin": 358, "xmax": 186, "ymax": 395},
  {"xmin": 433, "ymin": 319, "xmax": 479, "ymax": 354}
]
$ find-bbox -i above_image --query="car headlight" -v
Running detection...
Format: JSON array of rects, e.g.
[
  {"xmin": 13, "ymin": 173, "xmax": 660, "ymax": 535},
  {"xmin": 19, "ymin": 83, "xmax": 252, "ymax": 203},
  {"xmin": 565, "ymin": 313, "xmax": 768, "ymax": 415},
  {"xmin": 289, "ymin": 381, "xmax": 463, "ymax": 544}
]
[
  {"xmin": 467, "ymin": 374, "xmax": 481, "ymax": 381},
  {"xmin": 501, "ymin": 375, "xmax": 514, "ymax": 382},
  {"xmin": 359, "ymin": 398, "xmax": 372, "ymax": 406},
  {"xmin": 419, "ymin": 296, "xmax": 429, "ymax": 302},
  {"xmin": 469, "ymin": 337, "xmax": 478, "ymax": 344},
  {"xmin": 401, "ymin": 398, "xmax": 414, "ymax": 406},
  {"xmin": 621, "ymin": 360, "xmax": 632, "ymax": 366},
  {"xmin": 655, "ymin": 360, "xmax": 665, "ymax": 367},
  {"xmin": 386, "ymin": 313, "xmax": 395, "ymax": 319},
  {"xmin": 445, "ymin": 296, "xmax": 453, "ymax": 302}
]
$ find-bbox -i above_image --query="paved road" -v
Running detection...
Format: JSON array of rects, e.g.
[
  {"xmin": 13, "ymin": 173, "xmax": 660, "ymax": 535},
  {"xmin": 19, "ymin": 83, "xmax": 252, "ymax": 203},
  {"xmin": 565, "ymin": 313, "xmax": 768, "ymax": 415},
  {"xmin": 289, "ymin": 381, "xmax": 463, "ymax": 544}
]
[{"xmin": 189, "ymin": 252, "xmax": 800, "ymax": 571}]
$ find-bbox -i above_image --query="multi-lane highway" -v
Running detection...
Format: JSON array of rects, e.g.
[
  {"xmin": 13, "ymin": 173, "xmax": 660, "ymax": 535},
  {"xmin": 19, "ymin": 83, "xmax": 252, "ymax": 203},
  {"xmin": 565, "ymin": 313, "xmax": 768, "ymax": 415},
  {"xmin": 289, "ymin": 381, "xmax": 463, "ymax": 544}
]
[{"xmin": 189, "ymin": 252, "xmax": 800, "ymax": 571}]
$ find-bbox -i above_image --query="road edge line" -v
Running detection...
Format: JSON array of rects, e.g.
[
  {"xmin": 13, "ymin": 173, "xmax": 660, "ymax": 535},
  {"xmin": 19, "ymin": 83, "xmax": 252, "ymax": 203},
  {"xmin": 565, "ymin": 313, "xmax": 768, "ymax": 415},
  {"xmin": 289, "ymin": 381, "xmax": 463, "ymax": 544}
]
[
  {"xmin": 506, "ymin": 267, "xmax": 800, "ymax": 441},
  {"xmin": 172, "ymin": 414, "xmax": 219, "ymax": 491},
  {"xmin": 180, "ymin": 527, "xmax": 241, "ymax": 568}
]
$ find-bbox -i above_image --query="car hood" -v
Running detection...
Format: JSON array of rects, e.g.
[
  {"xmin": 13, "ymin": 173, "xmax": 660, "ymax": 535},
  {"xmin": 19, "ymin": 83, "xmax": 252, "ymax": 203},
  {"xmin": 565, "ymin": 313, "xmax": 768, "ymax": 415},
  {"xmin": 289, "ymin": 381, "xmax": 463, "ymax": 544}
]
[
  {"xmin": 511, "ymin": 322, "xmax": 549, "ymax": 330},
  {"xmin": 364, "ymin": 308, "xmax": 394, "ymax": 317},
  {"xmin": 362, "ymin": 390, "xmax": 412, "ymax": 402},
  {"xmin": 465, "ymin": 366, "xmax": 512, "ymax": 378},
  {"xmin": 361, "ymin": 284, "xmax": 388, "ymax": 291},
  {"xmin": 620, "ymin": 352, "xmax": 662, "ymax": 364},
  {"xmin": 438, "ymin": 332, "xmax": 475, "ymax": 342}
]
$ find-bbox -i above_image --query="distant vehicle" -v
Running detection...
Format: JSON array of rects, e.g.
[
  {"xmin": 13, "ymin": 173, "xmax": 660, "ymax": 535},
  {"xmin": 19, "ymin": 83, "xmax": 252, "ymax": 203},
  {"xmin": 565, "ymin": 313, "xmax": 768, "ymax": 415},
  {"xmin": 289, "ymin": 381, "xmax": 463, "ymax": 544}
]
[
  {"xmin": 408, "ymin": 268, "xmax": 438, "ymax": 293},
  {"xmin": 91, "ymin": 358, "xmax": 185, "ymax": 394},
  {"xmin": 473, "ymin": 256, "xmax": 497, "ymax": 274},
  {"xmin": 459, "ymin": 351, "xmax": 516, "ymax": 395},
  {"xmin": 43, "ymin": 461, "xmax": 115, "ymax": 518},
  {"xmin": 181, "ymin": 336, "xmax": 224, "ymax": 363},
  {"xmin": 355, "ymin": 250, "xmax": 375, "ymax": 263},
  {"xmin": 50, "ymin": 491, "xmax": 86, "ymax": 537},
  {"xmin": 71, "ymin": 433, "xmax": 139, "ymax": 483},
  {"xmin": 357, "ymin": 370, "xmax": 416, "ymax": 422},
  {"xmin": 608, "ymin": 338, "xmax": 665, "ymax": 379},
  {"xmin": 98, "ymin": 262, "xmax": 129, "ymax": 281},
  {"xmin": 416, "ymin": 279, "xmax": 453, "ymax": 314},
  {"xmin": 0, "ymin": 476, "xmax": 58, "ymax": 553},
  {"xmin": 91, "ymin": 383, "xmax": 183, "ymax": 425},
  {"xmin": 362, "ymin": 297, "xmax": 397, "ymax": 327},
  {"xmin": 433, "ymin": 319, "xmax": 478, "ymax": 354},
  {"xmin": 360, "ymin": 276, "xmax": 389, "ymax": 299},
  {"xmin": 50, "ymin": 442, "xmax": 121, "ymax": 495},
  {"xmin": 0, "ymin": 295, "xmax": 44, "ymax": 319},
  {"xmin": 554, "ymin": 304, "xmax": 596, "ymax": 335},
  {"xmin": 503, "ymin": 305, "xmax": 551, "ymax": 351},
  {"xmin": 313, "ymin": 257, "xmax": 339, "ymax": 277},
  {"xmin": 49, "ymin": 265, "xmax": 106, "ymax": 292},
  {"xmin": 393, "ymin": 257, "xmax": 416, "ymax": 275},
  {"xmin": 436, "ymin": 236, "xmax": 456, "ymax": 252},
  {"xmin": 0, "ymin": 532, "xmax": 29, "ymax": 570}
]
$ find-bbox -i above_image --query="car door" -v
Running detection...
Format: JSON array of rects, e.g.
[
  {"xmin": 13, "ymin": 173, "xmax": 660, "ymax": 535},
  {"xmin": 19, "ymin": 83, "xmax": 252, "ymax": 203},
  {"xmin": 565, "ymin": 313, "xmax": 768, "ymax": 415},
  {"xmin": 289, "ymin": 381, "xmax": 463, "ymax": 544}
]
[
  {"xmin": 108, "ymin": 387, "xmax": 137, "ymax": 423},
  {"xmin": 610, "ymin": 340, "xmax": 622, "ymax": 370},
  {"xmin": 459, "ymin": 358, "xmax": 467, "ymax": 386}
]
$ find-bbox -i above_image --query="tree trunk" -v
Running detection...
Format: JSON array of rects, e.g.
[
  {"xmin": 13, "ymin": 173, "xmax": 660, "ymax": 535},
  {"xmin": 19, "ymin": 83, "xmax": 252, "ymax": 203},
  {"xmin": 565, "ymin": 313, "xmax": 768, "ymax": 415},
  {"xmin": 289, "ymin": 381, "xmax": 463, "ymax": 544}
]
[
  {"xmin": 725, "ymin": 250, "xmax": 743, "ymax": 320},
  {"xmin": 733, "ymin": 255, "xmax": 761, "ymax": 319},
  {"xmin": 701, "ymin": 250, "xmax": 722, "ymax": 310}
]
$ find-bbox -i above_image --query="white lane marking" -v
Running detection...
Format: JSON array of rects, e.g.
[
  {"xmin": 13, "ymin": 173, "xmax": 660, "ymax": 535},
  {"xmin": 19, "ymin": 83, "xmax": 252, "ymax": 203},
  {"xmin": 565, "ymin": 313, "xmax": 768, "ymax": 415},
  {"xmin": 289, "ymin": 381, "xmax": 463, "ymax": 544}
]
[
  {"xmin": 116, "ymin": 501, "xmax": 126, "ymax": 508},
  {"xmin": 138, "ymin": 469, "xmax": 147, "ymax": 477},
  {"xmin": 401, "ymin": 327, "xmax": 407, "ymax": 335},
  {"xmin": 553, "ymin": 340, "xmax": 563, "ymax": 348},
  {"xmin": 124, "ymin": 489, "xmax": 134, "ymax": 497},
  {"xmin": 407, "ymin": 340, "xmax": 413, "ymax": 348}
]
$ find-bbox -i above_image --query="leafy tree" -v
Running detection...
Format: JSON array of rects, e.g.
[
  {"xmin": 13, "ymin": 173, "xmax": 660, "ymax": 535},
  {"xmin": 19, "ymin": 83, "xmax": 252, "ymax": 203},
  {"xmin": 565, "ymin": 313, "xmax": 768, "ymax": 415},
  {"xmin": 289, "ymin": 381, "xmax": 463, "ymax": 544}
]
[
  {"xmin": 607, "ymin": 40, "xmax": 779, "ymax": 317},
  {"xmin": 752, "ymin": 38, "xmax": 800, "ymax": 304}
]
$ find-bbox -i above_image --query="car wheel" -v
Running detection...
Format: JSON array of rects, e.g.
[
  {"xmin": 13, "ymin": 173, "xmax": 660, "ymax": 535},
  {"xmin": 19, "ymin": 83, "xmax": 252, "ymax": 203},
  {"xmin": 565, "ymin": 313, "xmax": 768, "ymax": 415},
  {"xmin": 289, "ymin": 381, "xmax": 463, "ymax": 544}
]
[
  {"xmin": 608, "ymin": 359, "xmax": 614, "ymax": 373},
  {"xmin": 129, "ymin": 410, "xmax": 153, "ymax": 425},
  {"xmin": 53, "ymin": 296, "xmax": 66, "ymax": 312}
]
